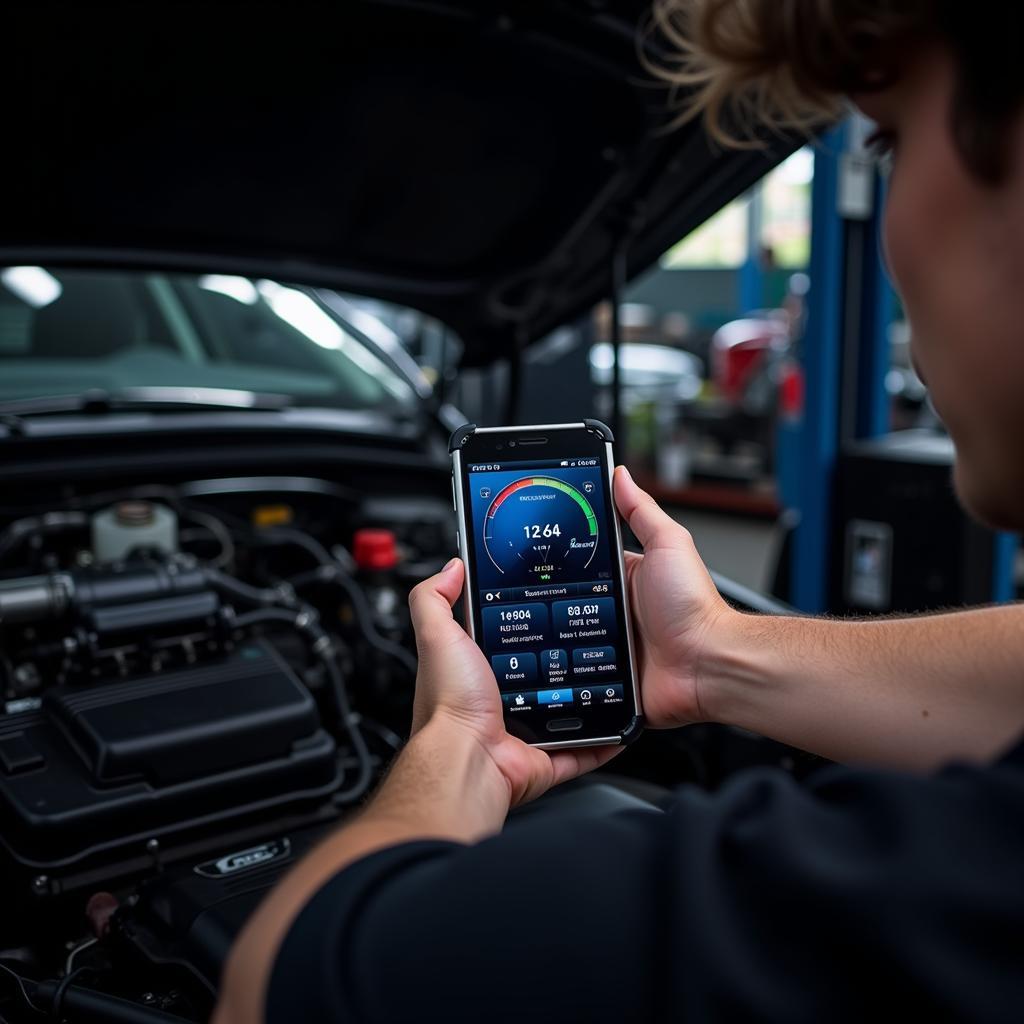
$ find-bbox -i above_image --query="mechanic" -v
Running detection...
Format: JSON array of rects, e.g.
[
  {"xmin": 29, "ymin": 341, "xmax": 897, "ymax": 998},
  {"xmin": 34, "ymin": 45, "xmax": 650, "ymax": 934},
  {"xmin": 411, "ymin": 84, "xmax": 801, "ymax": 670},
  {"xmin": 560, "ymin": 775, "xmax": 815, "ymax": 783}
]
[{"xmin": 215, "ymin": 2, "xmax": 1024, "ymax": 1021}]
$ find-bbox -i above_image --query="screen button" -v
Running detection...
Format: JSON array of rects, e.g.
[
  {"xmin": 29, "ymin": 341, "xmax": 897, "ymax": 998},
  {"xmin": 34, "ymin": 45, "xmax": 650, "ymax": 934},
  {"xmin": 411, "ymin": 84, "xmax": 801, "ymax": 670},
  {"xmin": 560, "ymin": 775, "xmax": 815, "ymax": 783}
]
[
  {"xmin": 552, "ymin": 597, "xmax": 617, "ymax": 645},
  {"xmin": 571, "ymin": 645, "xmax": 618, "ymax": 675},
  {"xmin": 491, "ymin": 652, "xmax": 538, "ymax": 686},
  {"xmin": 502, "ymin": 691, "xmax": 536, "ymax": 711},
  {"xmin": 599, "ymin": 684, "xmax": 624, "ymax": 703},
  {"xmin": 540, "ymin": 648, "xmax": 569, "ymax": 685},
  {"xmin": 537, "ymin": 688, "xmax": 574, "ymax": 706},
  {"xmin": 483, "ymin": 602, "xmax": 549, "ymax": 649}
]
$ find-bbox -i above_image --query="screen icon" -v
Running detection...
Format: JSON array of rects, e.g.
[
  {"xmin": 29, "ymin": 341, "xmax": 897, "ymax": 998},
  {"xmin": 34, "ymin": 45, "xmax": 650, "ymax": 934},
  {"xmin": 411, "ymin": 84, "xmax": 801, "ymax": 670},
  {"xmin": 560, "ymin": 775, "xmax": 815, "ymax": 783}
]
[
  {"xmin": 605, "ymin": 688, "xmax": 615, "ymax": 698},
  {"xmin": 537, "ymin": 688, "xmax": 573, "ymax": 705},
  {"xmin": 492, "ymin": 652, "xmax": 539, "ymax": 685},
  {"xmin": 560, "ymin": 460, "xmax": 569, "ymax": 466},
  {"xmin": 580, "ymin": 689, "xmax": 592, "ymax": 701},
  {"xmin": 572, "ymin": 646, "xmax": 618, "ymax": 674},
  {"xmin": 502, "ymin": 690, "xmax": 536, "ymax": 709},
  {"xmin": 479, "ymin": 486, "xmax": 491, "ymax": 498},
  {"xmin": 583, "ymin": 481, "xmax": 594, "ymax": 494},
  {"xmin": 540, "ymin": 648, "xmax": 569, "ymax": 684}
]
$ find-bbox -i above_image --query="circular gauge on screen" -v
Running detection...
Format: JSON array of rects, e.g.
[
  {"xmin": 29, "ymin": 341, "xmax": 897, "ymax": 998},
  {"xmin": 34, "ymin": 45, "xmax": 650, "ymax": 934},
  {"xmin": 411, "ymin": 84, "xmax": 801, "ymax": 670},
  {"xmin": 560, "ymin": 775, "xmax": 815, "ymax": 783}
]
[{"xmin": 482, "ymin": 476, "xmax": 599, "ymax": 579}]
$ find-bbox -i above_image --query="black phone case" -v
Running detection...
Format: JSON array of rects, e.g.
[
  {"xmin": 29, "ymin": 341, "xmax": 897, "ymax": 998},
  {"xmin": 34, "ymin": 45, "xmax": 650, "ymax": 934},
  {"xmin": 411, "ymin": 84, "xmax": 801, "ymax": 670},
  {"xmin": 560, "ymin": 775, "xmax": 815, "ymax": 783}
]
[{"xmin": 448, "ymin": 420, "xmax": 645, "ymax": 747}]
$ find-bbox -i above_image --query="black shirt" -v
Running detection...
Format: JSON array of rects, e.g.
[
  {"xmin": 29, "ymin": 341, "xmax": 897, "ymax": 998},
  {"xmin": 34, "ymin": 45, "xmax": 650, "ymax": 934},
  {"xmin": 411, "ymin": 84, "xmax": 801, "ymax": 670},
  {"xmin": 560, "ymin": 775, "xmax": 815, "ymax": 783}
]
[{"xmin": 266, "ymin": 739, "xmax": 1024, "ymax": 1022}]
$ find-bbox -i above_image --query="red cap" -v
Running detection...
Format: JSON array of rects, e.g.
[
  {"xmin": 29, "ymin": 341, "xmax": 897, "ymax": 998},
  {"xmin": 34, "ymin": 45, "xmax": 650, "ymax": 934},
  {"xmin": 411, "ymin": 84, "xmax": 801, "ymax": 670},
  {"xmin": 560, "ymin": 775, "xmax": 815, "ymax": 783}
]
[{"xmin": 352, "ymin": 528, "xmax": 399, "ymax": 570}]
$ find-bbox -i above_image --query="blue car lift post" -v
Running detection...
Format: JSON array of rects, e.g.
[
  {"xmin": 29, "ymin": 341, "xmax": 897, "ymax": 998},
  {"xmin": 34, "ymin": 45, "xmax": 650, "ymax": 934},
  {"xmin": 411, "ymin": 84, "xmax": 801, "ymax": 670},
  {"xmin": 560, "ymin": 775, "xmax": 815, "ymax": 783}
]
[{"xmin": 782, "ymin": 119, "xmax": 1017, "ymax": 611}]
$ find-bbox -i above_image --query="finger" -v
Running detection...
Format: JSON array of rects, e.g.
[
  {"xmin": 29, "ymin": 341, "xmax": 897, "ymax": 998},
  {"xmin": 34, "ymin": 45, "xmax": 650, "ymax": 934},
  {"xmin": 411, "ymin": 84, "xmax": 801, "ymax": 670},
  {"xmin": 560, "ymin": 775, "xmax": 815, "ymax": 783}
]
[
  {"xmin": 408, "ymin": 558, "xmax": 464, "ymax": 638},
  {"xmin": 614, "ymin": 465, "xmax": 692, "ymax": 553},
  {"xmin": 547, "ymin": 744, "xmax": 623, "ymax": 787},
  {"xmin": 623, "ymin": 549, "xmax": 642, "ymax": 587}
]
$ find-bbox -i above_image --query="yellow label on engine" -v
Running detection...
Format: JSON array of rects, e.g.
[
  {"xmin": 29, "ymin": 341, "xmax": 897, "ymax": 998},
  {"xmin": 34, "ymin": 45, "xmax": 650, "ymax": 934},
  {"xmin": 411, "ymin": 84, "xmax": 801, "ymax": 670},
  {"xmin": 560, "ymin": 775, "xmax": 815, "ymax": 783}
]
[{"xmin": 252, "ymin": 504, "xmax": 294, "ymax": 529}]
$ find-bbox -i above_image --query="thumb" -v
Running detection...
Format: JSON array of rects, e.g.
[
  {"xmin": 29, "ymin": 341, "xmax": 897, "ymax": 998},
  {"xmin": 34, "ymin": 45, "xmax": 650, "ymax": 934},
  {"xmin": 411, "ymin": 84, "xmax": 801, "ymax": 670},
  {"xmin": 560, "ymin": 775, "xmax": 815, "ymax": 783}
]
[
  {"xmin": 408, "ymin": 557, "xmax": 465, "ymax": 649},
  {"xmin": 614, "ymin": 465, "xmax": 691, "ymax": 552}
]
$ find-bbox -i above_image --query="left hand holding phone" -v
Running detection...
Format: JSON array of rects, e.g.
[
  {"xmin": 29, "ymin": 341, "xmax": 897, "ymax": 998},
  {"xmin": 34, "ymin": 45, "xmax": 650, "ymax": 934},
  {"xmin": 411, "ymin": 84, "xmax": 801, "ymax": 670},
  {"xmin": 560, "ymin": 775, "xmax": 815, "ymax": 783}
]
[
  {"xmin": 215, "ymin": 555, "xmax": 622, "ymax": 1024},
  {"xmin": 408, "ymin": 557, "xmax": 622, "ymax": 809}
]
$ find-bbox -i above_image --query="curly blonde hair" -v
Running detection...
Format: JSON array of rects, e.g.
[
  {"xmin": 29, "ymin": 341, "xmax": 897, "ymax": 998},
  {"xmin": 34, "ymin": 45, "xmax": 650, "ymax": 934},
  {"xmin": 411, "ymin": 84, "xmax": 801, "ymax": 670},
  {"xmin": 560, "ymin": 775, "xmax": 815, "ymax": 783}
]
[{"xmin": 644, "ymin": 0, "xmax": 1021, "ymax": 182}]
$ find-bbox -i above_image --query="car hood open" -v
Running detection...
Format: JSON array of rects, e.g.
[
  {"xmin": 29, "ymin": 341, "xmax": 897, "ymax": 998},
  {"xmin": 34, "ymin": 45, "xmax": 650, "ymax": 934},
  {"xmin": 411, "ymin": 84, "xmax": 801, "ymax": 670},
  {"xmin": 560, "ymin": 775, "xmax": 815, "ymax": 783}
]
[{"xmin": 1, "ymin": 0, "xmax": 797, "ymax": 365}]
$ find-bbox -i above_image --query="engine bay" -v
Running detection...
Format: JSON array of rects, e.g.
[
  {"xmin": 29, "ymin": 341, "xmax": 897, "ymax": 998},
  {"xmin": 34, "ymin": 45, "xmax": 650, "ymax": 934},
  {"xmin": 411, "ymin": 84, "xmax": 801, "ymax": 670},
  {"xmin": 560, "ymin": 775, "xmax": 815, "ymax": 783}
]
[
  {"xmin": 0, "ymin": 463, "xmax": 813, "ymax": 1023},
  {"xmin": 0, "ymin": 475, "xmax": 449, "ymax": 1022}
]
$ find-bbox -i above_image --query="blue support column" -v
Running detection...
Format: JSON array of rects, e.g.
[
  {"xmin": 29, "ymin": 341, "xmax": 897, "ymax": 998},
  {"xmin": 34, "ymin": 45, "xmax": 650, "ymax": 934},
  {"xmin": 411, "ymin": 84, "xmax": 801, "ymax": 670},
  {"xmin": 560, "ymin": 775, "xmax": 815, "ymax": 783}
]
[
  {"xmin": 993, "ymin": 533, "xmax": 1018, "ymax": 602},
  {"xmin": 790, "ymin": 128, "xmax": 846, "ymax": 612}
]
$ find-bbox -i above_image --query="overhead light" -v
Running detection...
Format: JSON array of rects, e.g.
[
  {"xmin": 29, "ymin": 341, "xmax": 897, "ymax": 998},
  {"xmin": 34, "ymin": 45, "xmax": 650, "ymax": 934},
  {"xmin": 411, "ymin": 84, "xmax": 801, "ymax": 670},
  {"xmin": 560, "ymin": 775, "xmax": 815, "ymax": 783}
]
[
  {"xmin": 198, "ymin": 274, "xmax": 258, "ymax": 305},
  {"xmin": 1, "ymin": 266, "xmax": 62, "ymax": 308}
]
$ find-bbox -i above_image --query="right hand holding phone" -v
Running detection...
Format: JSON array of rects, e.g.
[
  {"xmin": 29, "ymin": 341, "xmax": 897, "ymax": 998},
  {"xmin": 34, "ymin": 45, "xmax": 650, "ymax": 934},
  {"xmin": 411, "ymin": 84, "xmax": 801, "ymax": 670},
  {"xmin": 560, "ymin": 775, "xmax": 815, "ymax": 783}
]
[{"xmin": 613, "ymin": 467, "xmax": 734, "ymax": 729}]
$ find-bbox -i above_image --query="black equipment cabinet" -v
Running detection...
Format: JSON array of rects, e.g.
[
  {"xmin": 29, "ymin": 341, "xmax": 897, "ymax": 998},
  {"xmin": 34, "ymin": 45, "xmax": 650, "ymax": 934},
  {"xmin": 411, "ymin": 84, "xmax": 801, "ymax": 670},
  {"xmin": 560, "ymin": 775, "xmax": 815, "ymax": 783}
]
[{"xmin": 829, "ymin": 431, "xmax": 1006, "ymax": 614}]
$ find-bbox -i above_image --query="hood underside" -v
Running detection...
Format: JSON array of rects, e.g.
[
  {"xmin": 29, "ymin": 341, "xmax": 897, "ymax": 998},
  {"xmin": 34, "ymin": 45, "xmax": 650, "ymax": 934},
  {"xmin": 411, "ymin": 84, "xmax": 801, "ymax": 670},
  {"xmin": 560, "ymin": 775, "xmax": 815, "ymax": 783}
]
[{"xmin": 1, "ymin": 0, "xmax": 798, "ymax": 365}]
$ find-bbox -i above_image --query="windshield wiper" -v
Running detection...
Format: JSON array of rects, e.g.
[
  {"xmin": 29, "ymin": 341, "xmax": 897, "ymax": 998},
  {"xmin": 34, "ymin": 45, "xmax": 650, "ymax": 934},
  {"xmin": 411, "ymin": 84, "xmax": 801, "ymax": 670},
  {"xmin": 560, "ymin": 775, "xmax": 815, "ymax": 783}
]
[{"xmin": 0, "ymin": 386, "xmax": 292, "ymax": 421}]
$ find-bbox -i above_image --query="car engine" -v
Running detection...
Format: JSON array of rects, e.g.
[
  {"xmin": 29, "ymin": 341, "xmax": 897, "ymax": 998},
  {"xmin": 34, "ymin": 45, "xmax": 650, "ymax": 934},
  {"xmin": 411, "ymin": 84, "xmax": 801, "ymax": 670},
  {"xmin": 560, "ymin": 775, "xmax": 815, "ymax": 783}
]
[{"xmin": 0, "ymin": 477, "xmax": 448, "ymax": 1022}]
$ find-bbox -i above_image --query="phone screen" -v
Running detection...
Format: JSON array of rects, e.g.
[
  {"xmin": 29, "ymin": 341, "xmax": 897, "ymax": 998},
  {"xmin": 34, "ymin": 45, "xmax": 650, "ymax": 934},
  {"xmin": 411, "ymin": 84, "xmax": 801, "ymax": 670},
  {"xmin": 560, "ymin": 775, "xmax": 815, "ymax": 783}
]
[{"xmin": 455, "ymin": 429, "xmax": 638, "ymax": 745}]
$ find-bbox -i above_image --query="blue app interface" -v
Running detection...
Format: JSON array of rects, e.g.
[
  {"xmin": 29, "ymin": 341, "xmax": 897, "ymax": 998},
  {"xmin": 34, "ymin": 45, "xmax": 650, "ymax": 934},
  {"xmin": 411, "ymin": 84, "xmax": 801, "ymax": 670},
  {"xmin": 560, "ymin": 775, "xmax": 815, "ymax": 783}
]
[{"xmin": 466, "ymin": 457, "xmax": 627, "ymax": 719}]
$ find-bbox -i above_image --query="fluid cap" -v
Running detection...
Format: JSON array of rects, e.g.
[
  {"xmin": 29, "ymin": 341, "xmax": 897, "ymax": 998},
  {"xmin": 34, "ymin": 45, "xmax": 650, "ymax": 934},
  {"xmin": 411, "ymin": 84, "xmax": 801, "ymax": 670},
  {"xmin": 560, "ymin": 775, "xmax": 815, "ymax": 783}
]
[
  {"xmin": 92, "ymin": 501, "xmax": 177, "ymax": 563},
  {"xmin": 352, "ymin": 528, "xmax": 399, "ymax": 570},
  {"xmin": 115, "ymin": 500, "xmax": 156, "ymax": 526}
]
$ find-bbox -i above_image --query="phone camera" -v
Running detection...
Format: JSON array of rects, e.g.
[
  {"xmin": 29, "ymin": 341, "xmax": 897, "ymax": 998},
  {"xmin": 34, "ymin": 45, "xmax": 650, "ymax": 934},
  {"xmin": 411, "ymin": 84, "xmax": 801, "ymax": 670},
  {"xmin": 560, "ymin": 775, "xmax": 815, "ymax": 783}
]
[{"xmin": 509, "ymin": 441, "xmax": 516, "ymax": 447}]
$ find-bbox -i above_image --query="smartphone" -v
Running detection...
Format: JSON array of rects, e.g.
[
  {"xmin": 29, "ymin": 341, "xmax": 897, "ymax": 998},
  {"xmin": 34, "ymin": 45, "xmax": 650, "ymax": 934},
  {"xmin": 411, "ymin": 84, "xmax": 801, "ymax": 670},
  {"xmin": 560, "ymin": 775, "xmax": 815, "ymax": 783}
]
[{"xmin": 450, "ymin": 420, "xmax": 643, "ymax": 749}]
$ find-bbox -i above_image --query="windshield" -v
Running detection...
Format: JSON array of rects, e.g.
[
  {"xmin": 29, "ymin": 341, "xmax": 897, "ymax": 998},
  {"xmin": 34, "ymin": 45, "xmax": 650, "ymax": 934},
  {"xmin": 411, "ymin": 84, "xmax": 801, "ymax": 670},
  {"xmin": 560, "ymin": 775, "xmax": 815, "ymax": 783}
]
[{"xmin": 0, "ymin": 267, "xmax": 421, "ymax": 412}]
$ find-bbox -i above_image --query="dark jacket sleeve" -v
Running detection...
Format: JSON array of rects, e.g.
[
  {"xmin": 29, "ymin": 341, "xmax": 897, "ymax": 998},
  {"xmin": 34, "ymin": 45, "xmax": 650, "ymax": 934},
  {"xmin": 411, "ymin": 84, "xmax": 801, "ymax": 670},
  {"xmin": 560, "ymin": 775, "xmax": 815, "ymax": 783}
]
[{"xmin": 266, "ymin": 745, "xmax": 1024, "ymax": 1024}]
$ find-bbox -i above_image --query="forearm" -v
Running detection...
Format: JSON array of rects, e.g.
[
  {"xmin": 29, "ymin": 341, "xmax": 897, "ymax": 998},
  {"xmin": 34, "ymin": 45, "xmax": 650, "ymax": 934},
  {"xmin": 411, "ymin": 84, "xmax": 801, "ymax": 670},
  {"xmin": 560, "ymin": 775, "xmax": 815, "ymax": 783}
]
[
  {"xmin": 214, "ymin": 713, "xmax": 509, "ymax": 1024},
  {"xmin": 704, "ymin": 604, "xmax": 1024, "ymax": 771}
]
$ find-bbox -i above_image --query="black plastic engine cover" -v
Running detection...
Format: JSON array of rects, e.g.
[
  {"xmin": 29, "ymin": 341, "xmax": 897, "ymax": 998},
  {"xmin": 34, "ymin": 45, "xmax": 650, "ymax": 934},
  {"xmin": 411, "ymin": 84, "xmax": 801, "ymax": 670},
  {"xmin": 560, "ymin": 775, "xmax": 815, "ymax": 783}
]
[
  {"xmin": 131, "ymin": 824, "xmax": 331, "ymax": 985},
  {"xmin": 0, "ymin": 642, "xmax": 339, "ymax": 870}
]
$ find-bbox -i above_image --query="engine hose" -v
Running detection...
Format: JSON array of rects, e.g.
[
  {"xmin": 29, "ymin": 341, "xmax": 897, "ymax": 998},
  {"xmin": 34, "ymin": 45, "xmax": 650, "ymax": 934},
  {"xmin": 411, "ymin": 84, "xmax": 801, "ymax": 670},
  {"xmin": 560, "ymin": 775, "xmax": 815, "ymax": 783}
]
[
  {"xmin": 231, "ymin": 607, "xmax": 374, "ymax": 804},
  {"xmin": 287, "ymin": 563, "xmax": 418, "ymax": 678},
  {"xmin": 0, "ymin": 511, "xmax": 89, "ymax": 564},
  {"xmin": 203, "ymin": 569, "xmax": 295, "ymax": 609},
  {"xmin": 246, "ymin": 527, "xmax": 418, "ymax": 678}
]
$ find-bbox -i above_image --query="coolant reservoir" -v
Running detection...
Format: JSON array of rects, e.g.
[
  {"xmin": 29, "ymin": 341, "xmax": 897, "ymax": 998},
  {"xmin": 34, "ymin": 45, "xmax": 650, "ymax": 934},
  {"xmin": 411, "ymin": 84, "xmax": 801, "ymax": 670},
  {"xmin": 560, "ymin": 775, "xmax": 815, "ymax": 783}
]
[{"xmin": 92, "ymin": 501, "xmax": 178, "ymax": 563}]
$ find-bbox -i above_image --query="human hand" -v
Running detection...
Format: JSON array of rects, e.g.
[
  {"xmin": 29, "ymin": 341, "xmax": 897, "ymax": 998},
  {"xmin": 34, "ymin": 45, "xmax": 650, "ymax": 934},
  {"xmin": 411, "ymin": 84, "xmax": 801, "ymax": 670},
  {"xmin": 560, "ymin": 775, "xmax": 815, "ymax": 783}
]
[
  {"xmin": 614, "ymin": 466, "xmax": 734, "ymax": 728},
  {"xmin": 408, "ymin": 558, "xmax": 621, "ymax": 807}
]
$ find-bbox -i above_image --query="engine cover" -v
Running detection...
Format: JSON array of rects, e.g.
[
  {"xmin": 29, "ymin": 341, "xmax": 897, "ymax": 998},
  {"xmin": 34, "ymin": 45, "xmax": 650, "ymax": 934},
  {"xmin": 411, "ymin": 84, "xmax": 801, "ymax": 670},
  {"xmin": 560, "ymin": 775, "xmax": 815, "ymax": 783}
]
[
  {"xmin": 0, "ymin": 641, "xmax": 338, "ymax": 872},
  {"xmin": 130, "ymin": 824, "xmax": 331, "ymax": 986}
]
